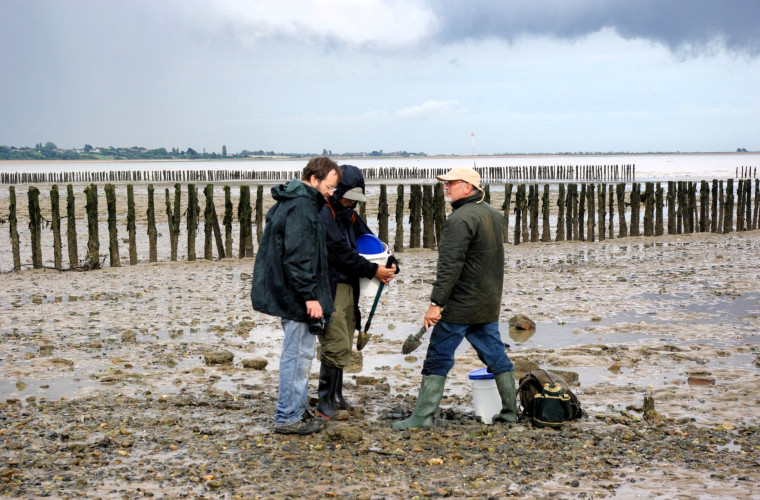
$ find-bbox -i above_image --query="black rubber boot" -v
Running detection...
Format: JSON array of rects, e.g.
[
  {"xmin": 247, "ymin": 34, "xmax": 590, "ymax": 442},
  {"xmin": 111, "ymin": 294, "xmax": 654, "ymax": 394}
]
[
  {"xmin": 316, "ymin": 363, "xmax": 339, "ymax": 419},
  {"xmin": 333, "ymin": 368, "xmax": 354, "ymax": 410}
]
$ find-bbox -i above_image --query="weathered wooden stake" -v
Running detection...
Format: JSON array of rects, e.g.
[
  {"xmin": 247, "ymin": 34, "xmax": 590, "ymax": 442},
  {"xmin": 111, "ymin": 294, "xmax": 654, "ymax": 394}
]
[
  {"xmin": 717, "ymin": 180, "xmax": 724, "ymax": 233},
  {"xmin": 433, "ymin": 182, "xmax": 445, "ymax": 247},
  {"xmin": 255, "ymin": 185, "xmax": 264, "ymax": 244},
  {"xmin": 556, "ymin": 183, "xmax": 565, "ymax": 242},
  {"xmin": 10, "ymin": 186, "xmax": 21, "ymax": 270},
  {"xmin": 643, "ymin": 182, "xmax": 654, "ymax": 237},
  {"xmin": 165, "ymin": 184, "xmax": 181, "ymax": 261},
  {"xmin": 409, "ymin": 184, "xmax": 422, "ymax": 249},
  {"xmin": 503, "ymin": 183, "xmax": 513, "ymax": 244},
  {"xmin": 187, "ymin": 184, "xmax": 199, "ymax": 261},
  {"xmin": 629, "ymin": 183, "xmax": 641, "ymax": 237},
  {"xmin": 224, "ymin": 186, "xmax": 233, "ymax": 258},
  {"xmin": 105, "ymin": 183, "xmax": 120, "ymax": 267},
  {"xmin": 541, "ymin": 184, "xmax": 551, "ymax": 242},
  {"xmin": 378, "ymin": 184, "xmax": 389, "ymax": 244},
  {"xmin": 422, "ymin": 185, "xmax": 434, "ymax": 249},
  {"xmin": 655, "ymin": 183, "xmax": 664, "ymax": 236},
  {"xmin": 239, "ymin": 185, "xmax": 253, "ymax": 258},
  {"xmin": 587, "ymin": 183, "xmax": 596, "ymax": 242},
  {"xmin": 127, "ymin": 185, "xmax": 137, "ymax": 265},
  {"xmin": 85, "ymin": 183, "xmax": 100, "ymax": 269},
  {"xmin": 51, "ymin": 185, "xmax": 62, "ymax": 269},
  {"xmin": 513, "ymin": 184, "xmax": 525, "ymax": 245},
  {"xmin": 394, "ymin": 185, "xmax": 405, "ymax": 253},
  {"xmin": 147, "ymin": 185, "xmax": 157, "ymax": 263},
  {"xmin": 28, "ymin": 187, "xmax": 43, "ymax": 268},
  {"xmin": 724, "ymin": 179, "xmax": 733, "ymax": 233},
  {"xmin": 597, "ymin": 183, "xmax": 606, "ymax": 241},
  {"xmin": 616, "ymin": 183, "xmax": 627, "ymax": 238},
  {"xmin": 66, "ymin": 185, "xmax": 78, "ymax": 268},
  {"xmin": 529, "ymin": 184, "xmax": 539, "ymax": 242}
]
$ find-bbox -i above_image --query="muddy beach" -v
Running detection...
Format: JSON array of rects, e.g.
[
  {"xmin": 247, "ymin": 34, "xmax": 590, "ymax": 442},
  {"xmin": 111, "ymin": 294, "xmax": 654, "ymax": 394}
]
[{"xmin": 2, "ymin": 228, "xmax": 760, "ymax": 498}]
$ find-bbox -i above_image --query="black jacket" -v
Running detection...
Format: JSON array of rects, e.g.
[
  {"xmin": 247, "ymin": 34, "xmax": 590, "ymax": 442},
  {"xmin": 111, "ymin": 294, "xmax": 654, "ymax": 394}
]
[
  {"xmin": 251, "ymin": 179, "xmax": 335, "ymax": 321},
  {"xmin": 319, "ymin": 165, "xmax": 378, "ymax": 331}
]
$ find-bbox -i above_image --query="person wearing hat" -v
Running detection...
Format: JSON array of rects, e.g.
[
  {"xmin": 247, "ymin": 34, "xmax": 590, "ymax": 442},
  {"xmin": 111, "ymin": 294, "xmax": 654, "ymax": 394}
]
[
  {"xmin": 315, "ymin": 164, "xmax": 398, "ymax": 419},
  {"xmin": 393, "ymin": 166, "xmax": 517, "ymax": 430}
]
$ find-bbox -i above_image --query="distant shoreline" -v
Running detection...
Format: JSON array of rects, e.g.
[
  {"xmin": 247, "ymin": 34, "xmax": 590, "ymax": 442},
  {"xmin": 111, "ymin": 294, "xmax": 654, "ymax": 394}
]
[{"xmin": 0, "ymin": 151, "xmax": 754, "ymax": 165}]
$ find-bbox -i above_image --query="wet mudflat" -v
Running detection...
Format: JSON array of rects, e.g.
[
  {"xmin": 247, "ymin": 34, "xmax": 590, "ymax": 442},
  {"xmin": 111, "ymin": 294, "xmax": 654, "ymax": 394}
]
[{"xmin": 1, "ymin": 231, "xmax": 760, "ymax": 498}]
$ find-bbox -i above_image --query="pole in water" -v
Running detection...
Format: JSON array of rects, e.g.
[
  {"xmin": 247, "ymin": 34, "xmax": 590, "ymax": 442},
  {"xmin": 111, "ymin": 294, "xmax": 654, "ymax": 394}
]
[{"xmin": 471, "ymin": 132, "xmax": 476, "ymax": 168}]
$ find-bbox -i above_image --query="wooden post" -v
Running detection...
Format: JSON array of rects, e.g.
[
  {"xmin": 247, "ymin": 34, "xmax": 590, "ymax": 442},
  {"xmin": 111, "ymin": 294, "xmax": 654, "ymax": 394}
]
[
  {"xmin": 616, "ymin": 183, "xmax": 627, "ymax": 238},
  {"xmin": 239, "ymin": 185, "xmax": 253, "ymax": 258},
  {"xmin": 513, "ymin": 184, "xmax": 525, "ymax": 245},
  {"xmin": 127, "ymin": 185, "xmax": 137, "ymax": 265},
  {"xmin": 607, "ymin": 184, "xmax": 614, "ymax": 240},
  {"xmin": 529, "ymin": 184, "xmax": 539, "ymax": 242},
  {"xmin": 718, "ymin": 180, "xmax": 724, "ymax": 233},
  {"xmin": 699, "ymin": 180, "xmax": 709, "ymax": 233},
  {"xmin": 378, "ymin": 184, "xmax": 389, "ymax": 244},
  {"xmin": 754, "ymin": 179, "xmax": 759, "ymax": 230},
  {"xmin": 85, "ymin": 183, "xmax": 100, "ymax": 269},
  {"xmin": 629, "ymin": 183, "xmax": 641, "ymax": 237},
  {"xmin": 66, "ymin": 185, "xmax": 78, "ymax": 268},
  {"xmin": 643, "ymin": 182, "xmax": 654, "ymax": 237},
  {"xmin": 711, "ymin": 180, "xmax": 719, "ymax": 233},
  {"xmin": 105, "ymin": 183, "xmax": 120, "ymax": 267},
  {"xmin": 51, "ymin": 185, "xmax": 62, "ymax": 269},
  {"xmin": 556, "ymin": 183, "xmax": 565, "ymax": 242},
  {"xmin": 9, "ymin": 187, "xmax": 21, "ymax": 270},
  {"xmin": 655, "ymin": 183, "xmax": 664, "ymax": 236},
  {"xmin": 541, "ymin": 184, "xmax": 551, "ymax": 242},
  {"xmin": 409, "ymin": 184, "xmax": 422, "ymax": 249},
  {"xmin": 433, "ymin": 183, "xmax": 445, "ymax": 247},
  {"xmin": 743, "ymin": 178, "xmax": 751, "ymax": 231},
  {"xmin": 724, "ymin": 179, "xmax": 734, "ymax": 233},
  {"xmin": 203, "ymin": 185, "xmax": 214, "ymax": 260},
  {"xmin": 667, "ymin": 181, "xmax": 676, "ymax": 234},
  {"xmin": 187, "ymin": 184, "xmax": 199, "ymax": 261},
  {"xmin": 578, "ymin": 184, "xmax": 586, "ymax": 241},
  {"xmin": 687, "ymin": 182, "xmax": 696, "ymax": 233},
  {"xmin": 597, "ymin": 183, "xmax": 606, "ymax": 242},
  {"xmin": 587, "ymin": 183, "xmax": 595, "ymax": 242},
  {"xmin": 422, "ymin": 185, "xmax": 434, "ymax": 249},
  {"xmin": 394, "ymin": 185, "xmax": 404, "ymax": 253},
  {"xmin": 224, "ymin": 186, "xmax": 233, "ymax": 258},
  {"xmin": 484, "ymin": 184, "xmax": 491, "ymax": 204},
  {"xmin": 27, "ymin": 187, "xmax": 43, "ymax": 269},
  {"xmin": 503, "ymin": 183, "xmax": 513, "ymax": 244},
  {"xmin": 147, "ymin": 184, "xmax": 157, "ymax": 263},
  {"xmin": 165, "ymin": 184, "xmax": 180, "ymax": 261},
  {"xmin": 521, "ymin": 184, "xmax": 529, "ymax": 244},
  {"xmin": 676, "ymin": 181, "xmax": 685, "ymax": 234},
  {"xmin": 255, "ymin": 185, "xmax": 264, "ymax": 244}
]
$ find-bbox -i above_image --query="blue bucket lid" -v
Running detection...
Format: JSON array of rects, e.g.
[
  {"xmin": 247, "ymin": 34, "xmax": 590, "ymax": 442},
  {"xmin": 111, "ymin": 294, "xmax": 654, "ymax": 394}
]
[
  {"xmin": 468, "ymin": 367, "xmax": 494, "ymax": 380},
  {"xmin": 356, "ymin": 234, "xmax": 384, "ymax": 254}
]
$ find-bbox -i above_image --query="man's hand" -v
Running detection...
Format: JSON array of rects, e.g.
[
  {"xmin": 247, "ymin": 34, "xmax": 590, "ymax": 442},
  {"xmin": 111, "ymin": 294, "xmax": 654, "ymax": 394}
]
[
  {"xmin": 305, "ymin": 300, "xmax": 323, "ymax": 319},
  {"xmin": 424, "ymin": 303, "xmax": 442, "ymax": 330},
  {"xmin": 375, "ymin": 264, "xmax": 397, "ymax": 285}
]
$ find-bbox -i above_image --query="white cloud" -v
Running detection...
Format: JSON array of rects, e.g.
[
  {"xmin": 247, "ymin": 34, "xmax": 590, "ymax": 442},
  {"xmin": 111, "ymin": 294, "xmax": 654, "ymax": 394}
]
[
  {"xmin": 393, "ymin": 100, "xmax": 463, "ymax": 119},
  {"xmin": 205, "ymin": 0, "xmax": 437, "ymax": 50}
]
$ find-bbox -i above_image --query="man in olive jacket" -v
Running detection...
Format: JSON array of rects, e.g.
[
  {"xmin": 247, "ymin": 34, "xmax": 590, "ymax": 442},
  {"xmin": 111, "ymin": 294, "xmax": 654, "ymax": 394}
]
[
  {"xmin": 393, "ymin": 166, "xmax": 517, "ymax": 430},
  {"xmin": 251, "ymin": 156, "xmax": 341, "ymax": 435}
]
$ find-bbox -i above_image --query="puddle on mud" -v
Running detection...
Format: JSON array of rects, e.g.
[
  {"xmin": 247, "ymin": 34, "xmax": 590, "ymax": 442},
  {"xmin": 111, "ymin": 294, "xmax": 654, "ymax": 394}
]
[{"xmin": 3, "ymin": 292, "xmax": 758, "ymax": 402}]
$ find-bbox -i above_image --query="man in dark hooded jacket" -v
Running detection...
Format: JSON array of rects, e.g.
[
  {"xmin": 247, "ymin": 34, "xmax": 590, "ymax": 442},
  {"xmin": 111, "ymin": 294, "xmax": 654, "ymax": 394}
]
[
  {"xmin": 251, "ymin": 156, "xmax": 341, "ymax": 435},
  {"xmin": 315, "ymin": 165, "xmax": 397, "ymax": 419}
]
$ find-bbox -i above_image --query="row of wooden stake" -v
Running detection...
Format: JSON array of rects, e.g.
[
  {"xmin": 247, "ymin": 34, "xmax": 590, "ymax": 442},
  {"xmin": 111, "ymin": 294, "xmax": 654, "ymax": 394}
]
[{"xmin": 3, "ymin": 179, "xmax": 759, "ymax": 272}]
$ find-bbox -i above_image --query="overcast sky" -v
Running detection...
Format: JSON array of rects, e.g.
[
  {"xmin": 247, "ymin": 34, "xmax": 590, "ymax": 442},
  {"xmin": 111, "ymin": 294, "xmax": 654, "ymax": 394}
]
[{"xmin": 2, "ymin": 0, "xmax": 759, "ymax": 156}]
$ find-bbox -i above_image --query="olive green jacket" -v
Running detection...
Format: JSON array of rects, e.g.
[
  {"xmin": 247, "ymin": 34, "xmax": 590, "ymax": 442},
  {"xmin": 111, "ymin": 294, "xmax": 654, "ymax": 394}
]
[{"xmin": 430, "ymin": 192, "xmax": 505, "ymax": 324}]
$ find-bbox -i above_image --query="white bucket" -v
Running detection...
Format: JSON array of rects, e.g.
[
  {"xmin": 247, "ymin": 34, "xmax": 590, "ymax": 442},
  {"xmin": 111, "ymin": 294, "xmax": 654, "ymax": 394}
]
[
  {"xmin": 358, "ymin": 243, "xmax": 390, "ymax": 298},
  {"xmin": 469, "ymin": 368, "xmax": 502, "ymax": 424}
]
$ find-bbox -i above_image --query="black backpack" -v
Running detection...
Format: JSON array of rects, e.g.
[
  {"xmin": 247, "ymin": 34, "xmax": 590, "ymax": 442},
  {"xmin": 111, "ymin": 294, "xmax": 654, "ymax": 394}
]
[{"xmin": 517, "ymin": 369, "xmax": 583, "ymax": 427}]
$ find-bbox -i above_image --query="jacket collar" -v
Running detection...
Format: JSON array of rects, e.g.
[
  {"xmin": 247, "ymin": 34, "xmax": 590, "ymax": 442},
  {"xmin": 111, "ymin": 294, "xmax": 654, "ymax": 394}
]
[{"xmin": 451, "ymin": 191, "xmax": 484, "ymax": 210}]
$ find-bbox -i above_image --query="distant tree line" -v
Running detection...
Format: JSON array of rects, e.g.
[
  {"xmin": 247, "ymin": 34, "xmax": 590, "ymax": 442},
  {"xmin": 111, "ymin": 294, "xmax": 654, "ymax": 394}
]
[{"xmin": 0, "ymin": 143, "xmax": 428, "ymax": 161}]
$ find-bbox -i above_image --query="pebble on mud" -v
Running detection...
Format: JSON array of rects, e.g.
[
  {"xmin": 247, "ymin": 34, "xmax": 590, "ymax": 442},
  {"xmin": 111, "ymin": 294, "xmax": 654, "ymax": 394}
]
[
  {"xmin": 241, "ymin": 358, "xmax": 268, "ymax": 370},
  {"xmin": 203, "ymin": 350, "xmax": 234, "ymax": 365}
]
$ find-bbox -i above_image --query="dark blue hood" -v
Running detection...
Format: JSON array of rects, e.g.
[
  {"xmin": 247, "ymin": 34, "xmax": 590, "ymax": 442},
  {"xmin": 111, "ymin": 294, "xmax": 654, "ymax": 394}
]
[{"xmin": 332, "ymin": 164, "xmax": 366, "ymax": 202}]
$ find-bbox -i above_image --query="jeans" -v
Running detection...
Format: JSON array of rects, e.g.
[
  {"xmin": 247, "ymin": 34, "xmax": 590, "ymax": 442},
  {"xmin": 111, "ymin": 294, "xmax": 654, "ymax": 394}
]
[
  {"xmin": 275, "ymin": 318, "xmax": 317, "ymax": 425},
  {"xmin": 422, "ymin": 320, "xmax": 513, "ymax": 377}
]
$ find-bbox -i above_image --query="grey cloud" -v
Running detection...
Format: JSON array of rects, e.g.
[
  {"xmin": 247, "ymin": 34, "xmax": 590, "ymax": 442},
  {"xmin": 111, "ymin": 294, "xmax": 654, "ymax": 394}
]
[{"xmin": 428, "ymin": 0, "xmax": 760, "ymax": 56}]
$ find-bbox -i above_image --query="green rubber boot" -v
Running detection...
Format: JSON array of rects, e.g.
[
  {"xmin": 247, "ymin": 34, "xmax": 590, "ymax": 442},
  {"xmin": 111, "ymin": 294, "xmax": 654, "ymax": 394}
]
[
  {"xmin": 392, "ymin": 374, "xmax": 446, "ymax": 430},
  {"xmin": 492, "ymin": 371, "xmax": 518, "ymax": 423}
]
